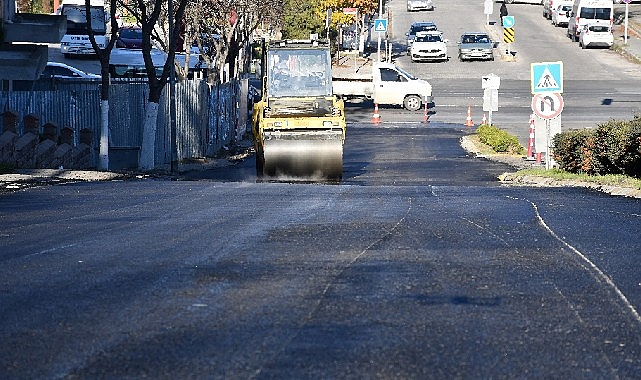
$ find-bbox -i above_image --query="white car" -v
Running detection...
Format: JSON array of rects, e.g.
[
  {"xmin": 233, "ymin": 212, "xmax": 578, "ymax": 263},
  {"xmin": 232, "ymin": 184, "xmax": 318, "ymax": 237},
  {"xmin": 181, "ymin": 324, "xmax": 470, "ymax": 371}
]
[
  {"xmin": 410, "ymin": 31, "xmax": 448, "ymax": 62},
  {"xmin": 551, "ymin": 2, "xmax": 573, "ymax": 27},
  {"xmin": 407, "ymin": 0, "xmax": 434, "ymax": 11},
  {"xmin": 41, "ymin": 62, "xmax": 101, "ymax": 79},
  {"xmin": 502, "ymin": 0, "xmax": 543, "ymax": 3},
  {"xmin": 579, "ymin": 24, "xmax": 614, "ymax": 48}
]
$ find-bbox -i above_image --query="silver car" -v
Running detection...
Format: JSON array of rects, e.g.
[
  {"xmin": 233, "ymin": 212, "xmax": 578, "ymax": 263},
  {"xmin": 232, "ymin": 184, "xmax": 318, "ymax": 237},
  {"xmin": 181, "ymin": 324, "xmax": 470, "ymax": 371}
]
[
  {"xmin": 407, "ymin": 0, "xmax": 434, "ymax": 11},
  {"xmin": 458, "ymin": 33, "xmax": 495, "ymax": 61}
]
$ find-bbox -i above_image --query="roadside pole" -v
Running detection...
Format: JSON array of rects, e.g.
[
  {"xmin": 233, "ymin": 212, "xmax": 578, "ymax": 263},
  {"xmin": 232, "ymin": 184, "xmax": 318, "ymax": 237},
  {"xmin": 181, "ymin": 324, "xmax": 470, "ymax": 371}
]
[
  {"xmin": 377, "ymin": 0, "xmax": 383, "ymax": 62},
  {"xmin": 482, "ymin": 74, "xmax": 500, "ymax": 126},
  {"xmin": 624, "ymin": 0, "xmax": 630, "ymax": 44},
  {"xmin": 484, "ymin": 0, "xmax": 493, "ymax": 25},
  {"xmin": 531, "ymin": 61, "xmax": 564, "ymax": 170}
]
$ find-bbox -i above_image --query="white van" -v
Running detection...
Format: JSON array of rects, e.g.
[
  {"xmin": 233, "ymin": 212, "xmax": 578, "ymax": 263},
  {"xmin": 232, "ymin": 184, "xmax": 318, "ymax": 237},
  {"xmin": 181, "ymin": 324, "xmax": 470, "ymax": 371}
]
[{"xmin": 567, "ymin": 0, "xmax": 613, "ymax": 41}]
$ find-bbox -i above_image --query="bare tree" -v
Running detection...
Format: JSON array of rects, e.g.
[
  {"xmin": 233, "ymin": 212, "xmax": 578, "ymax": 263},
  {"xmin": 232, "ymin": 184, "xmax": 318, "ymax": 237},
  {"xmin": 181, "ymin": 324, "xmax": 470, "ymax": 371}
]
[
  {"xmin": 133, "ymin": 0, "xmax": 189, "ymax": 170},
  {"xmin": 185, "ymin": 0, "xmax": 284, "ymax": 84},
  {"xmin": 85, "ymin": 0, "xmax": 119, "ymax": 170}
]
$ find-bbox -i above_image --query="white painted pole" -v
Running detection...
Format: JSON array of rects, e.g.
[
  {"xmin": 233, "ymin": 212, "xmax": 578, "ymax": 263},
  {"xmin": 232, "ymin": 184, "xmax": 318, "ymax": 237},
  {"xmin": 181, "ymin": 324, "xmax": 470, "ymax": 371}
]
[{"xmin": 625, "ymin": 3, "xmax": 629, "ymax": 45}]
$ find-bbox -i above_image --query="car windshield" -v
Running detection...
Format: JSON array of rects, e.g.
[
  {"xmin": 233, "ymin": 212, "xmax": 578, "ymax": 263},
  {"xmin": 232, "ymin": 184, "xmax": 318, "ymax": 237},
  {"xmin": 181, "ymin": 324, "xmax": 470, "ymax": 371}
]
[
  {"xmin": 411, "ymin": 24, "xmax": 436, "ymax": 33},
  {"xmin": 462, "ymin": 34, "xmax": 489, "ymax": 44},
  {"xmin": 267, "ymin": 48, "xmax": 332, "ymax": 98},
  {"xmin": 395, "ymin": 66, "xmax": 417, "ymax": 80},
  {"xmin": 559, "ymin": 5, "xmax": 571, "ymax": 11},
  {"xmin": 416, "ymin": 34, "xmax": 442, "ymax": 42},
  {"xmin": 579, "ymin": 7, "xmax": 611, "ymax": 20},
  {"xmin": 121, "ymin": 29, "xmax": 142, "ymax": 39}
]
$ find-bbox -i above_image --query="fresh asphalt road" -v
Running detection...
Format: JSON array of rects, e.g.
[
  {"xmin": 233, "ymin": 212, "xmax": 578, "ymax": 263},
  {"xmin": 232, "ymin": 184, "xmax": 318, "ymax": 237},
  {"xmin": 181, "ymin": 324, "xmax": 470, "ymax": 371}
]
[{"xmin": 2, "ymin": 123, "xmax": 641, "ymax": 378}]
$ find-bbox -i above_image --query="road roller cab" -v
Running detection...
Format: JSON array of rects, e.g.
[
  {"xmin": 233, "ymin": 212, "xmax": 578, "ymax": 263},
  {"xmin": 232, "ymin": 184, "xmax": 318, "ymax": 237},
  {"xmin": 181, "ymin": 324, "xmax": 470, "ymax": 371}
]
[{"xmin": 253, "ymin": 39, "xmax": 346, "ymax": 181}]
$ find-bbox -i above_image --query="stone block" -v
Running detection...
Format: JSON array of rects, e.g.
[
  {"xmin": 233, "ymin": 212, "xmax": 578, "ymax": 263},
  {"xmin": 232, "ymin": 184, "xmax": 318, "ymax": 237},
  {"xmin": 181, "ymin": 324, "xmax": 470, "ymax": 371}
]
[
  {"xmin": 2, "ymin": 111, "xmax": 19, "ymax": 134},
  {"xmin": 14, "ymin": 132, "xmax": 38, "ymax": 168},
  {"xmin": 0, "ymin": 131, "xmax": 18, "ymax": 164},
  {"xmin": 35, "ymin": 139, "xmax": 57, "ymax": 168},
  {"xmin": 72, "ymin": 143, "xmax": 92, "ymax": 169},
  {"xmin": 79, "ymin": 128, "xmax": 93, "ymax": 146},
  {"xmin": 42, "ymin": 122, "xmax": 59, "ymax": 143},
  {"xmin": 60, "ymin": 127, "xmax": 74, "ymax": 146},
  {"xmin": 52, "ymin": 143, "xmax": 73, "ymax": 169},
  {"xmin": 23, "ymin": 114, "xmax": 40, "ymax": 135}
]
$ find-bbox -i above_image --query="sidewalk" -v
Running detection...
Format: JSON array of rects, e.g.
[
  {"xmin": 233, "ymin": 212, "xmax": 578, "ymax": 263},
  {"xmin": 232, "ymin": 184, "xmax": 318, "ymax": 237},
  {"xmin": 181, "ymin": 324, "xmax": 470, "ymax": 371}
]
[{"xmin": 615, "ymin": 20, "xmax": 641, "ymax": 62}]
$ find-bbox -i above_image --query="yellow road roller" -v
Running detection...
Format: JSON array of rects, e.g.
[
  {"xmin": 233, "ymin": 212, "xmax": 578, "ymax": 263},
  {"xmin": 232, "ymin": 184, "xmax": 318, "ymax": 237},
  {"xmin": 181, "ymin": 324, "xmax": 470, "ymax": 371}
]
[{"xmin": 252, "ymin": 39, "xmax": 346, "ymax": 181}]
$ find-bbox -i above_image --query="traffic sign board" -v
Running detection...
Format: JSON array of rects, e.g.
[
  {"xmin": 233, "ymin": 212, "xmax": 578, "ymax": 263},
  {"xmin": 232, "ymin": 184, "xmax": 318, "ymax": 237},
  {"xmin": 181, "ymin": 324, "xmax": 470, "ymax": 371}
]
[
  {"xmin": 374, "ymin": 19, "xmax": 387, "ymax": 32},
  {"xmin": 484, "ymin": 0, "xmax": 493, "ymax": 15},
  {"xmin": 482, "ymin": 74, "xmax": 500, "ymax": 90},
  {"xmin": 531, "ymin": 93, "xmax": 564, "ymax": 119},
  {"xmin": 531, "ymin": 61, "xmax": 563, "ymax": 94},
  {"xmin": 503, "ymin": 27, "xmax": 515, "ymax": 43},
  {"xmin": 502, "ymin": 16, "xmax": 515, "ymax": 28}
]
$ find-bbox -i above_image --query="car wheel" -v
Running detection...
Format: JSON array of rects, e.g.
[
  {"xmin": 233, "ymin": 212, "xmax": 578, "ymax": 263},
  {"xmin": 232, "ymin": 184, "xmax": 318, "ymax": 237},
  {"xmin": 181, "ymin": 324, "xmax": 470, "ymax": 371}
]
[{"xmin": 404, "ymin": 95, "xmax": 422, "ymax": 111}]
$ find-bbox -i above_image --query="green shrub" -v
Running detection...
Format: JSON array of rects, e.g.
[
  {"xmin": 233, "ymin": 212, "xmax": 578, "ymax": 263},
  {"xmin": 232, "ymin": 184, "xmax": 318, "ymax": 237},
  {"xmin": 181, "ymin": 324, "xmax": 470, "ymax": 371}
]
[
  {"xmin": 553, "ymin": 115, "xmax": 641, "ymax": 178},
  {"xmin": 476, "ymin": 124, "xmax": 525, "ymax": 154},
  {"xmin": 593, "ymin": 117, "xmax": 641, "ymax": 177},
  {"xmin": 553, "ymin": 128, "xmax": 595, "ymax": 174}
]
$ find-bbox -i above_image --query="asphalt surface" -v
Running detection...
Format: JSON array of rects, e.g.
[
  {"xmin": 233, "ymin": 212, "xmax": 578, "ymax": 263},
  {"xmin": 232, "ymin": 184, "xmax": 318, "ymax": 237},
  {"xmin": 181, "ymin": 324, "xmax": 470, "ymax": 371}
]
[{"xmin": 2, "ymin": 123, "xmax": 641, "ymax": 378}]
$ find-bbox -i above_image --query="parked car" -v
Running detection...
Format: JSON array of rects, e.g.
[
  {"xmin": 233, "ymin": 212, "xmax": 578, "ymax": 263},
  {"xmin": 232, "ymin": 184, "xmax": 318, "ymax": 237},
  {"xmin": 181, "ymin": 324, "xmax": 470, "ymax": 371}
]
[
  {"xmin": 40, "ymin": 62, "xmax": 101, "ymax": 79},
  {"xmin": 406, "ymin": 21, "xmax": 438, "ymax": 51},
  {"xmin": 458, "ymin": 32, "xmax": 495, "ymax": 61},
  {"xmin": 551, "ymin": 2, "xmax": 573, "ymax": 27},
  {"xmin": 502, "ymin": 0, "xmax": 543, "ymax": 3},
  {"xmin": 116, "ymin": 26, "xmax": 143, "ymax": 49},
  {"xmin": 407, "ymin": 0, "xmax": 434, "ymax": 11},
  {"xmin": 579, "ymin": 24, "xmax": 614, "ymax": 48},
  {"xmin": 410, "ymin": 31, "xmax": 448, "ymax": 62}
]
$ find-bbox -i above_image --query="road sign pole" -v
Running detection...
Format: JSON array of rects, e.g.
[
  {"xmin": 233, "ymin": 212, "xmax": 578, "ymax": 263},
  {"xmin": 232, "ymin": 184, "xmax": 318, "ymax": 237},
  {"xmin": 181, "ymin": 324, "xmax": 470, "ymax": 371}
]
[
  {"xmin": 545, "ymin": 119, "xmax": 551, "ymax": 170},
  {"xmin": 625, "ymin": 2, "xmax": 629, "ymax": 45},
  {"xmin": 377, "ymin": 0, "xmax": 383, "ymax": 62}
]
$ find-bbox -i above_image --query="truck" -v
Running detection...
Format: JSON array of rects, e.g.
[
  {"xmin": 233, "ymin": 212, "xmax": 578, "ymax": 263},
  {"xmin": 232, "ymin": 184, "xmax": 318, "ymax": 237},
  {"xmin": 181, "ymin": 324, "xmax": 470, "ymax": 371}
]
[
  {"xmin": 252, "ymin": 39, "xmax": 347, "ymax": 181},
  {"xmin": 332, "ymin": 62, "xmax": 433, "ymax": 111},
  {"xmin": 56, "ymin": 0, "xmax": 108, "ymax": 57}
]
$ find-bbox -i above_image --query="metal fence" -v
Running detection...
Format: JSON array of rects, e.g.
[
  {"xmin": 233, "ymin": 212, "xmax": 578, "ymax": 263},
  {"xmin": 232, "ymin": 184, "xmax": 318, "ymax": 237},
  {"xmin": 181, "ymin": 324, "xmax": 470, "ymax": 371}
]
[{"xmin": 1, "ymin": 78, "xmax": 247, "ymax": 169}]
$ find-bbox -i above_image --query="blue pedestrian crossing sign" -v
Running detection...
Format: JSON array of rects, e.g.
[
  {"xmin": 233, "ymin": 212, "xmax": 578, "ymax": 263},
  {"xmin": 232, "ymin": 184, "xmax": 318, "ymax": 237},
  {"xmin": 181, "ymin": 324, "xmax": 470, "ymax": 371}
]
[
  {"xmin": 531, "ymin": 61, "xmax": 563, "ymax": 94},
  {"xmin": 374, "ymin": 19, "xmax": 387, "ymax": 32},
  {"xmin": 502, "ymin": 16, "xmax": 515, "ymax": 28}
]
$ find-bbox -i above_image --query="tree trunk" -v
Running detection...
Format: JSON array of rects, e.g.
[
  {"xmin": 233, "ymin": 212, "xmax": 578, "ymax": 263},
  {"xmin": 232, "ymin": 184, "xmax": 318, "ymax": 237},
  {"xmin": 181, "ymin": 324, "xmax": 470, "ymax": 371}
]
[
  {"xmin": 98, "ymin": 100, "xmax": 109, "ymax": 170},
  {"xmin": 139, "ymin": 102, "xmax": 160, "ymax": 170}
]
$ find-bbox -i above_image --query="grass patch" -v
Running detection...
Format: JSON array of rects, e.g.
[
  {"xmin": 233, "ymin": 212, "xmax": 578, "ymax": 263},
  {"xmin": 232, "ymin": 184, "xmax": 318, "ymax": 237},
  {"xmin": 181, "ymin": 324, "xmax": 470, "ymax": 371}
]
[{"xmin": 515, "ymin": 168, "xmax": 641, "ymax": 189}]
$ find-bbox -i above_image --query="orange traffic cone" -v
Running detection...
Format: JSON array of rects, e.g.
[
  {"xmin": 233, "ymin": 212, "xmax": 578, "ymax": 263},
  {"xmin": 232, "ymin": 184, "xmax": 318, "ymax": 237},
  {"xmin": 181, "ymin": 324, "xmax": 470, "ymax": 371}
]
[
  {"xmin": 526, "ymin": 113, "xmax": 536, "ymax": 160},
  {"xmin": 465, "ymin": 106, "xmax": 474, "ymax": 127},
  {"xmin": 422, "ymin": 102, "xmax": 430, "ymax": 124},
  {"xmin": 372, "ymin": 103, "xmax": 381, "ymax": 124},
  {"xmin": 481, "ymin": 113, "xmax": 487, "ymax": 126}
]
